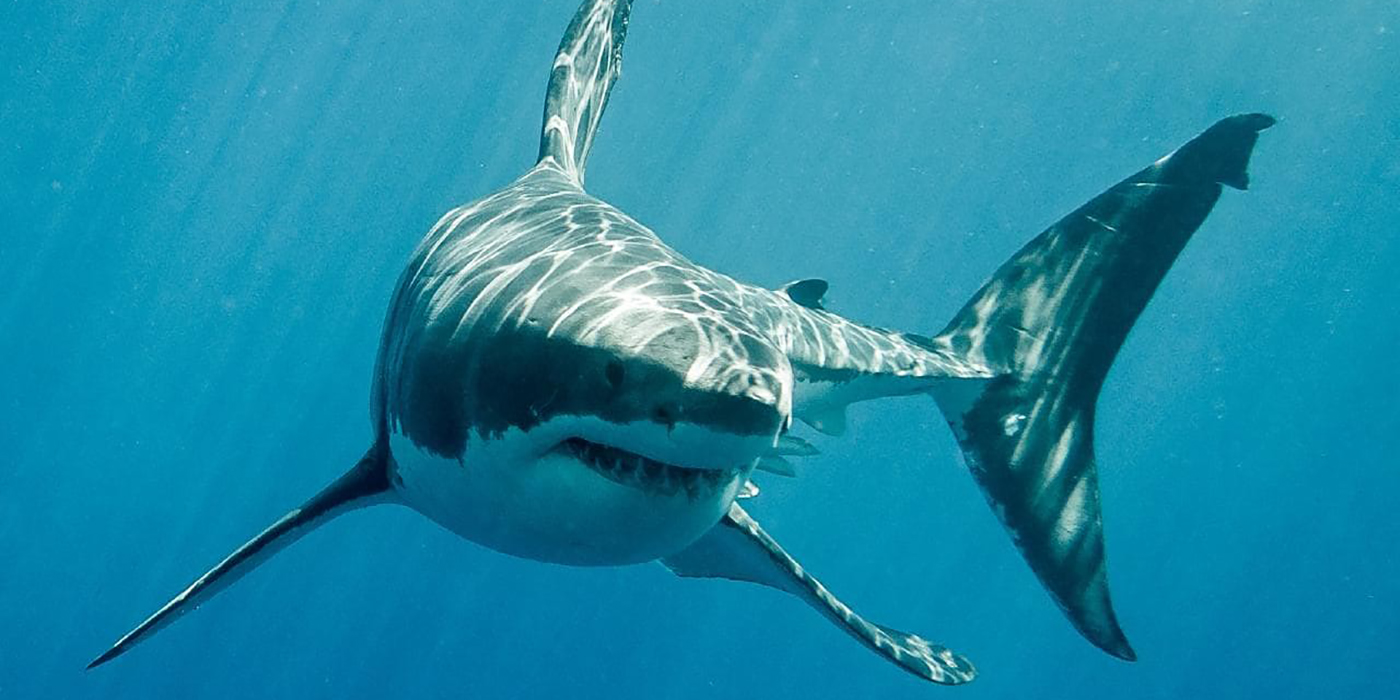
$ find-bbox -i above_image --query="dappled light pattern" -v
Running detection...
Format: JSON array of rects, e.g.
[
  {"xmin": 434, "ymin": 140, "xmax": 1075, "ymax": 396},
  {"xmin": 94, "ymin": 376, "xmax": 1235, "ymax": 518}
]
[
  {"xmin": 374, "ymin": 166, "xmax": 798, "ymax": 457},
  {"xmin": 932, "ymin": 114, "xmax": 1275, "ymax": 660},
  {"xmin": 374, "ymin": 158, "xmax": 993, "ymax": 460},
  {"xmin": 538, "ymin": 0, "xmax": 633, "ymax": 184}
]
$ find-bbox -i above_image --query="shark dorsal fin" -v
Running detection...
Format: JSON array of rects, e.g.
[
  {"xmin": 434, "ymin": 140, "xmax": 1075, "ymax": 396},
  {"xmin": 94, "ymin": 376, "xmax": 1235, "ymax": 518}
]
[
  {"xmin": 779, "ymin": 278, "xmax": 829, "ymax": 310},
  {"xmin": 537, "ymin": 0, "xmax": 634, "ymax": 185}
]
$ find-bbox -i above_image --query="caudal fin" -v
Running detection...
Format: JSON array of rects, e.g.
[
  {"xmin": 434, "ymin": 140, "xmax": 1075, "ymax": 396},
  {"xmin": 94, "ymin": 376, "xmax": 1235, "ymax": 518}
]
[
  {"xmin": 87, "ymin": 447, "xmax": 392, "ymax": 669},
  {"xmin": 536, "ymin": 0, "xmax": 634, "ymax": 185},
  {"xmin": 930, "ymin": 114, "xmax": 1275, "ymax": 660}
]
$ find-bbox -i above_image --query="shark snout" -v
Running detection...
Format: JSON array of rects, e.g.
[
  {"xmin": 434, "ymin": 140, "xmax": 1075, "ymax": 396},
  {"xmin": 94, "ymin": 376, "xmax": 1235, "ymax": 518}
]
[
  {"xmin": 666, "ymin": 368, "xmax": 790, "ymax": 466},
  {"xmin": 715, "ymin": 367, "xmax": 786, "ymax": 427},
  {"xmin": 598, "ymin": 348, "xmax": 788, "ymax": 439},
  {"xmin": 589, "ymin": 363, "xmax": 788, "ymax": 471},
  {"xmin": 735, "ymin": 374, "xmax": 779, "ymax": 407},
  {"xmin": 656, "ymin": 377, "xmax": 786, "ymax": 440}
]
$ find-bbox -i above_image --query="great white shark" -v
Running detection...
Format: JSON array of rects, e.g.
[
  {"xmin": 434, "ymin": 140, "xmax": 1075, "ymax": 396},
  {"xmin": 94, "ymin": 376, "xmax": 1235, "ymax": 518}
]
[{"xmin": 89, "ymin": 0, "xmax": 1274, "ymax": 686}]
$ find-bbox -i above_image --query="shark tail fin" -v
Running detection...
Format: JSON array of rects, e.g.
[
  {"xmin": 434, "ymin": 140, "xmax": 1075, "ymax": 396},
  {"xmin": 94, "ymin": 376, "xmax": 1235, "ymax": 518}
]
[
  {"xmin": 536, "ymin": 0, "xmax": 634, "ymax": 185},
  {"xmin": 928, "ymin": 114, "xmax": 1275, "ymax": 660},
  {"xmin": 86, "ymin": 446, "xmax": 394, "ymax": 669}
]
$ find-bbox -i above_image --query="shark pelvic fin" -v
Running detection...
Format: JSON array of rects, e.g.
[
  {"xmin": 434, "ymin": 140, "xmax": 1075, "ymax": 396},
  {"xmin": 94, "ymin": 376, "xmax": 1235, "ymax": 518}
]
[
  {"xmin": 87, "ymin": 446, "xmax": 394, "ymax": 669},
  {"xmin": 805, "ymin": 406, "xmax": 848, "ymax": 436},
  {"xmin": 536, "ymin": 0, "xmax": 634, "ymax": 185},
  {"xmin": 754, "ymin": 455, "xmax": 797, "ymax": 477},
  {"xmin": 663, "ymin": 503, "xmax": 977, "ymax": 685},
  {"xmin": 928, "ymin": 113, "xmax": 1275, "ymax": 661},
  {"xmin": 774, "ymin": 434, "xmax": 820, "ymax": 457}
]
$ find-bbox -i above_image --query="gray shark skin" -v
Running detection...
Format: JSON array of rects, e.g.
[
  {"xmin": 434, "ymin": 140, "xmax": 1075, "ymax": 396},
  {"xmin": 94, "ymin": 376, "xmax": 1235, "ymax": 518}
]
[{"xmin": 88, "ymin": 0, "xmax": 1273, "ymax": 687}]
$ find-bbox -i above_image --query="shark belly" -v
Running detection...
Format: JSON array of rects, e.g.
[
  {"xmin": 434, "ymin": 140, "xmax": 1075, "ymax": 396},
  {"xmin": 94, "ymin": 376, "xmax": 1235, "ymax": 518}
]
[{"xmin": 387, "ymin": 419, "xmax": 750, "ymax": 566}]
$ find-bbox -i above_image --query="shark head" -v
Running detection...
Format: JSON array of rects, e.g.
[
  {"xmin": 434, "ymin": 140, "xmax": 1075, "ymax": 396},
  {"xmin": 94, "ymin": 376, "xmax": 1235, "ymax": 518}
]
[{"xmin": 377, "ymin": 198, "xmax": 794, "ymax": 565}]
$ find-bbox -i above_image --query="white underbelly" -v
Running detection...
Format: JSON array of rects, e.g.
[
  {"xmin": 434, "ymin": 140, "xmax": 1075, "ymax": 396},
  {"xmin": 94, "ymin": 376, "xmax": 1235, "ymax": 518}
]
[{"xmin": 387, "ymin": 426, "xmax": 747, "ymax": 566}]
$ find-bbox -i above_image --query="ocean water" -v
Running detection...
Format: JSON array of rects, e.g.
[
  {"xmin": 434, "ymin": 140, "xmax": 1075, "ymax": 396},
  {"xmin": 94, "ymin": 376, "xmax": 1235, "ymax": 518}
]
[{"xmin": 2, "ymin": 1, "xmax": 1397, "ymax": 698}]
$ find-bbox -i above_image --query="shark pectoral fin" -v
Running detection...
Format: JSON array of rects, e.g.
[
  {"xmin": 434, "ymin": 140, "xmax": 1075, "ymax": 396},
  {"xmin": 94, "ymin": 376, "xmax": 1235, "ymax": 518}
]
[
  {"xmin": 87, "ymin": 447, "xmax": 393, "ymax": 669},
  {"xmin": 662, "ymin": 503, "xmax": 976, "ymax": 685}
]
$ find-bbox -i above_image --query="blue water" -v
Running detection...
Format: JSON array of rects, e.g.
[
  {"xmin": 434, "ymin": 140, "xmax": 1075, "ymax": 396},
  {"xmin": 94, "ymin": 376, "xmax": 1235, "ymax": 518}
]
[{"xmin": 3, "ymin": 1, "xmax": 1398, "ymax": 698}]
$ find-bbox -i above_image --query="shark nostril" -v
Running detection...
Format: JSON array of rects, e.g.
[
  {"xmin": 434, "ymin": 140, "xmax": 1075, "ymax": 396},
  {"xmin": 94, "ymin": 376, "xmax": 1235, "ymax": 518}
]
[
  {"xmin": 604, "ymin": 360, "xmax": 625, "ymax": 390},
  {"xmin": 653, "ymin": 403, "xmax": 678, "ymax": 427}
]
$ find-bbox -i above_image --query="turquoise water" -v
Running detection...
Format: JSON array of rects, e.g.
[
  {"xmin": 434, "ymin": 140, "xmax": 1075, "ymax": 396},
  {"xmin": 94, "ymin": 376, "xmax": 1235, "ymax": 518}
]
[{"xmin": 3, "ymin": 1, "xmax": 1398, "ymax": 698}]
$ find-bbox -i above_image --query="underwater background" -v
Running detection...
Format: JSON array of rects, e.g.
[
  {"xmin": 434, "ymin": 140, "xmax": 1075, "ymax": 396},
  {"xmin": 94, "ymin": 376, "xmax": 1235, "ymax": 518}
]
[{"xmin": 3, "ymin": 1, "xmax": 1398, "ymax": 698}]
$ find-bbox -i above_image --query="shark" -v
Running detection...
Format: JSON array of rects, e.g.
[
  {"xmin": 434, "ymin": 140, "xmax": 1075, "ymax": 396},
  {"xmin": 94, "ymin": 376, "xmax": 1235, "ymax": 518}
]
[{"xmin": 88, "ymin": 0, "xmax": 1274, "ymax": 686}]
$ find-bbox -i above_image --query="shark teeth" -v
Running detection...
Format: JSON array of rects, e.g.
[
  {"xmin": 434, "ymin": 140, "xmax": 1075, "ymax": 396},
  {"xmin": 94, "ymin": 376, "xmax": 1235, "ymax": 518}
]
[{"xmin": 559, "ymin": 438, "xmax": 739, "ymax": 500}]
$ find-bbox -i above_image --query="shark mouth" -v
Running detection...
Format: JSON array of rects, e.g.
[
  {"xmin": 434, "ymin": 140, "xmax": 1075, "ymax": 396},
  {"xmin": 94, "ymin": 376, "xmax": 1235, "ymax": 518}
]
[{"xmin": 558, "ymin": 438, "xmax": 740, "ymax": 500}]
